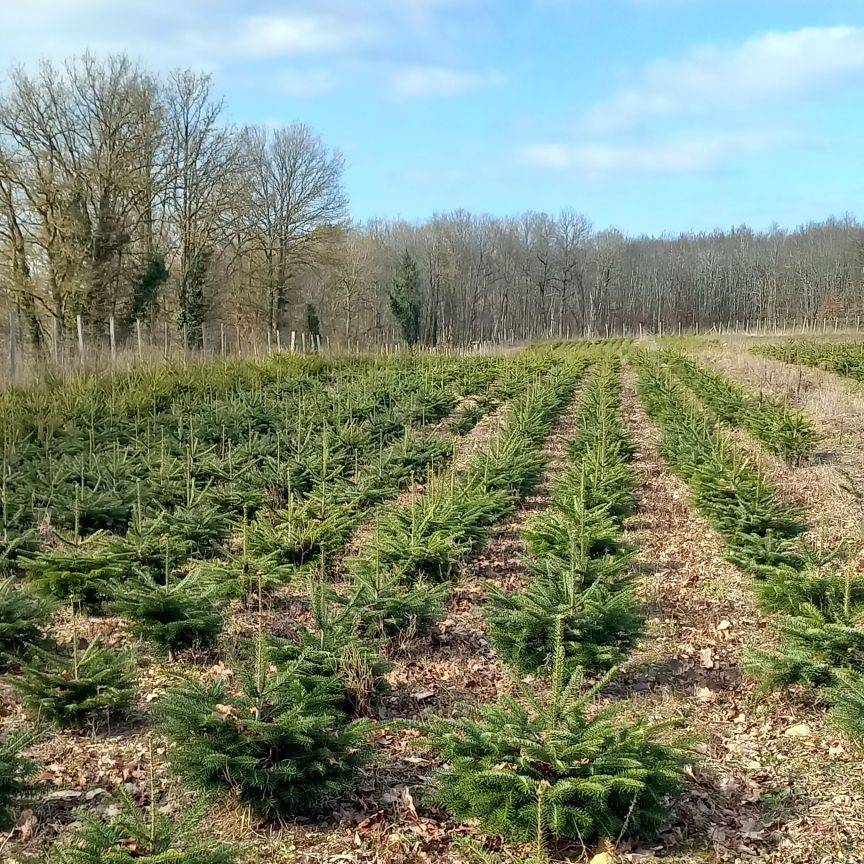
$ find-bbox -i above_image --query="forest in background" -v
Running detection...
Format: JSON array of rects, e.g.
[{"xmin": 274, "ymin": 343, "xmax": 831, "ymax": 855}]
[{"xmin": 1, "ymin": 53, "xmax": 864, "ymax": 357}]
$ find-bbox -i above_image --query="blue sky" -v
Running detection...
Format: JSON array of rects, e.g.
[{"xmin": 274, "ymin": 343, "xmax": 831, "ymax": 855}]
[{"xmin": 2, "ymin": 0, "xmax": 864, "ymax": 234}]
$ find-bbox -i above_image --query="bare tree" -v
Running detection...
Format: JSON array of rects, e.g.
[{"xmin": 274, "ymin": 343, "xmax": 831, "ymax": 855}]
[
  {"xmin": 164, "ymin": 69, "xmax": 240, "ymax": 346},
  {"xmin": 242, "ymin": 124, "xmax": 347, "ymax": 333}
]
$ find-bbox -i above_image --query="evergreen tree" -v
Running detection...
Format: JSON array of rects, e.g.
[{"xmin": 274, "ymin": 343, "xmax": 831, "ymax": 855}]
[
  {"xmin": 388, "ymin": 250, "xmax": 423, "ymax": 346},
  {"xmin": 23, "ymin": 538, "xmax": 138, "ymax": 609},
  {"xmin": 340, "ymin": 568, "xmax": 447, "ymax": 639},
  {"xmin": 126, "ymin": 253, "xmax": 169, "ymax": 329},
  {"xmin": 111, "ymin": 570, "xmax": 226, "ymax": 651},
  {"xmin": 0, "ymin": 731, "xmax": 37, "ymax": 832},
  {"xmin": 487, "ymin": 577, "xmax": 642, "ymax": 678},
  {"xmin": 13, "ymin": 640, "xmax": 137, "ymax": 728},
  {"xmin": 157, "ymin": 642, "xmax": 371, "ymax": 816},
  {"xmin": 178, "ymin": 248, "xmax": 210, "ymax": 349},
  {"xmin": 46, "ymin": 789, "xmax": 235, "ymax": 864},
  {"xmin": 0, "ymin": 579, "xmax": 54, "ymax": 664},
  {"xmin": 268, "ymin": 575, "xmax": 391, "ymax": 716},
  {"xmin": 306, "ymin": 303, "xmax": 321, "ymax": 343},
  {"xmin": 426, "ymin": 659, "xmax": 690, "ymax": 848},
  {"xmin": 744, "ymin": 601, "xmax": 864, "ymax": 690},
  {"xmin": 830, "ymin": 670, "xmax": 864, "ymax": 739}
]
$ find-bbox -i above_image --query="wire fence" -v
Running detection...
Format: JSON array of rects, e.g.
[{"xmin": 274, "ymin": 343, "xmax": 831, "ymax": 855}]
[{"xmin": 1, "ymin": 311, "xmax": 862, "ymax": 389}]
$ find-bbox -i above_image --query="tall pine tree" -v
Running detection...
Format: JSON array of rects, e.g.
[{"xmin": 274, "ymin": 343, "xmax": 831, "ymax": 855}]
[{"xmin": 388, "ymin": 250, "xmax": 423, "ymax": 346}]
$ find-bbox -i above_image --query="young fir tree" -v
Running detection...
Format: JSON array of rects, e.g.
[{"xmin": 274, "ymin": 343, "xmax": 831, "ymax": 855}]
[
  {"xmin": 0, "ymin": 731, "xmax": 37, "ymax": 832},
  {"xmin": 745, "ymin": 563, "xmax": 864, "ymax": 689},
  {"xmin": 13, "ymin": 639, "xmax": 137, "ymax": 728},
  {"xmin": 426, "ymin": 631, "xmax": 691, "ymax": 850},
  {"xmin": 46, "ymin": 789, "xmax": 235, "ymax": 864},
  {"xmin": 267, "ymin": 572, "xmax": 391, "ymax": 716},
  {"xmin": 488, "ymin": 492, "xmax": 641, "ymax": 678},
  {"xmin": 829, "ymin": 669, "xmax": 864, "ymax": 739},
  {"xmin": 340, "ymin": 516, "xmax": 448, "ymax": 639},
  {"xmin": 23, "ymin": 537, "xmax": 137, "ymax": 609},
  {"xmin": 0, "ymin": 578, "xmax": 54, "ymax": 664},
  {"xmin": 744, "ymin": 603, "xmax": 864, "ymax": 690},
  {"xmin": 487, "ymin": 574, "xmax": 642, "ymax": 678},
  {"xmin": 110, "ymin": 567, "xmax": 226, "ymax": 652},
  {"xmin": 388, "ymin": 250, "xmax": 423, "ymax": 346},
  {"xmin": 157, "ymin": 636, "xmax": 371, "ymax": 816}
]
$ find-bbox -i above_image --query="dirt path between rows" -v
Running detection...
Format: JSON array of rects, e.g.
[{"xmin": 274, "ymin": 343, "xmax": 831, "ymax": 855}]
[{"xmin": 615, "ymin": 369, "xmax": 864, "ymax": 864}]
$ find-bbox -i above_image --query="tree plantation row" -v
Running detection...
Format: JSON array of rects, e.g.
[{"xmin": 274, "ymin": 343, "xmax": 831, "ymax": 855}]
[{"xmin": 2, "ymin": 338, "xmax": 864, "ymax": 862}]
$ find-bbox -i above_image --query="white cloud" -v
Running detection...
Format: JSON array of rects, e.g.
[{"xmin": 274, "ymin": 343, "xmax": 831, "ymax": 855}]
[
  {"xmin": 393, "ymin": 65, "xmax": 503, "ymax": 97},
  {"xmin": 585, "ymin": 26, "xmax": 864, "ymax": 131},
  {"xmin": 0, "ymin": 2, "xmax": 473, "ymax": 82},
  {"xmin": 521, "ymin": 128, "xmax": 790, "ymax": 178},
  {"xmin": 232, "ymin": 14, "xmax": 366, "ymax": 59}
]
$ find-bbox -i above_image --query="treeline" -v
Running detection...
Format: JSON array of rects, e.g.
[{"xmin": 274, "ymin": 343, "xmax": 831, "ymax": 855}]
[
  {"xmin": 2, "ymin": 53, "xmax": 864, "ymax": 354},
  {"xmin": 0, "ymin": 53, "xmax": 346, "ymax": 352},
  {"xmin": 341, "ymin": 214, "xmax": 864, "ymax": 345}
]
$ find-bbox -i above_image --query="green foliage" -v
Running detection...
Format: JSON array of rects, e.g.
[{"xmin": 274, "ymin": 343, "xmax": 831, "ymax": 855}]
[
  {"xmin": 634, "ymin": 357, "xmax": 808, "ymax": 581},
  {"xmin": 264, "ymin": 629, "xmax": 390, "ymax": 717},
  {"xmin": 345, "ymin": 357, "xmax": 585, "ymax": 637},
  {"xmin": 0, "ymin": 731, "xmax": 37, "ymax": 833},
  {"xmin": 389, "ymin": 250, "xmax": 423, "ymax": 346},
  {"xmin": 829, "ymin": 670, "xmax": 864, "ymax": 739},
  {"xmin": 755, "ymin": 557, "xmax": 861, "ymax": 615},
  {"xmin": 744, "ymin": 601, "xmax": 864, "ymax": 690},
  {"xmin": 426, "ymin": 669, "xmax": 690, "ymax": 847},
  {"xmin": 13, "ymin": 640, "xmax": 137, "ymax": 728},
  {"xmin": 635, "ymin": 353, "xmax": 864, "ymax": 698},
  {"xmin": 755, "ymin": 339, "xmax": 864, "ymax": 384},
  {"xmin": 366, "ymin": 478, "xmax": 509, "ymax": 582},
  {"xmin": 339, "ymin": 568, "xmax": 447, "ymax": 639},
  {"xmin": 111, "ymin": 570, "xmax": 226, "ymax": 650},
  {"xmin": 306, "ymin": 303, "xmax": 321, "ymax": 340},
  {"xmin": 659, "ymin": 350, "xmax": 815, "ymax": 462},
  {"xmin": 157, "ymin": 642, "xmax": 371, "ymax": 816},
  {"xmin": 23, "ymin": 536, "xmax": 140, "ymax": 609},
  {"xmin": 0, "ymin": 579, "xmax": 54, "ymax": 663},
  {"xmin": 488, "ymin": 361, "xmax": 643, "ymax": 678},
  {"xmin": 46, "ymin": 789, "xmax": 235, "ymax": 864},
  {"xmin": 246, "ymin": 496, "xmax": 359, "ymax": 569},
  {"xmin": 178, "ymin": 247, "xmax": 210, "ymax": 347},
  {"xmin": 126, "ymin": 253, "xmax": 169, "ymax": 327},
  {"xmin": 488, "ymin": 575, "xmax": 642, "ymax": 678}
]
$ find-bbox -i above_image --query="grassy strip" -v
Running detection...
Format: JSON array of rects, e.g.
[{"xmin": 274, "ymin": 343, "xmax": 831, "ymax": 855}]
[{"xmin": 658, "ymin": 348, "xmax": 814, "ymax": 462}]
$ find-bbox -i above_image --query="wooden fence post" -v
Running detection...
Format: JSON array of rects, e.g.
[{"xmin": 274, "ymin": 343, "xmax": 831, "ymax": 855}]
[
  {"xmin": 109, "ymin": 315, "xmax": 116, "ymax": 365},
  {"xmin": 76, "ymin": 314, "xmax": 84, "ymax": 360},
  {"xmin": 8, "ymin": 312, "xmax": 16, "ymax": 383},
  {"xmin": 135, "ymin": 319, "xmax": 143, "ymax": 361}
]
